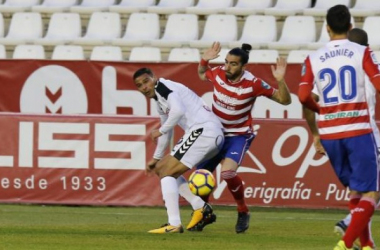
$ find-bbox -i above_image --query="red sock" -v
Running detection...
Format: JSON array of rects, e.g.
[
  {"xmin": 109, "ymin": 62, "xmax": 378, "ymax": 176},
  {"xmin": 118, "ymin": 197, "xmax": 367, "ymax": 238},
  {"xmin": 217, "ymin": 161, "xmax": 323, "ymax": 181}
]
[
  {"xmin": 221, "ymin": 170, "xmax": 248, "ymax": 213},
  {"xmin": 344, "ymin": 198, "xmax": 375, "ymax": 248}
]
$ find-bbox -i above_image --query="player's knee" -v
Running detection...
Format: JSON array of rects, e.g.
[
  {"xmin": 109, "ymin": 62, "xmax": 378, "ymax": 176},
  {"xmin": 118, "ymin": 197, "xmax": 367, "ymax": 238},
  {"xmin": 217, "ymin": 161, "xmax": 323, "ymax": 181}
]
[{"xmin": 221, "ymin": 170, "xmax": 237, "ymax": 180}]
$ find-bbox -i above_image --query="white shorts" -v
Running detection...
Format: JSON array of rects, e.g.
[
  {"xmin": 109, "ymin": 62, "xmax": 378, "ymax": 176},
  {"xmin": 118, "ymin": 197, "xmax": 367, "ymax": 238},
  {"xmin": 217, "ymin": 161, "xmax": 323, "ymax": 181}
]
[{"xmin": 171, "ymin": 124, "xmax": 224, "ymax": 169}]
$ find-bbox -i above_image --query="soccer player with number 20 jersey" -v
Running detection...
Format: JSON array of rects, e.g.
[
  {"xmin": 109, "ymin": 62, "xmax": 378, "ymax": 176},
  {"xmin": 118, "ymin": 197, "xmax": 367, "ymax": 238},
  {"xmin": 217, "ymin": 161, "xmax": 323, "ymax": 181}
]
[{"xmin": 298, "ymin": 5, "xmax": 380, "ymax": 250}]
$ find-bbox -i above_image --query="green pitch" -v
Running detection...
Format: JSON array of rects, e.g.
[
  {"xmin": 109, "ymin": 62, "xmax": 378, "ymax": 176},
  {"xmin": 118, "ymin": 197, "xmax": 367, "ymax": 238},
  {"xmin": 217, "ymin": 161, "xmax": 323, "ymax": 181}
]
[{"xmin": 1, "ymin": 204, "xmax": 379, "ymax": 250}]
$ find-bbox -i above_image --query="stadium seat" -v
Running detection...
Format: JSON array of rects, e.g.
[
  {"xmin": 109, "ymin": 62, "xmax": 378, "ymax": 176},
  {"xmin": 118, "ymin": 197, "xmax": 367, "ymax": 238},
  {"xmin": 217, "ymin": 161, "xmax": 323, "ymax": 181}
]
[
  {"xmin": 186, "ymin": 0, "xmax": 233, "ymax": 15},
  {"xmin": 128, "ymin": 47, "xmax": 161, "ymax": 62},
  {"xmin": 0, "ymin": 12, "xmax": 42, "ymax": 45},
  {"xmin": 267, "ymin": 16, "xmax": 316, "ymax": 50},
  {"xmin": 224, "ymin": 0, "xmax": 274, "ymax": 16},
  {"xmin": 51, "ymin": 45, "xmax": 85, "ymax": 60},
  {"xmin": 264, "ymin": 0, "xmax": 311, "ymax": 16},
  {"xmin": 150, "ymin": 14, "xmax": 198, "ymax": 48},
  {"xmin": 248, "ymin": 49, "xmax": 279, "ymax": 63},
  {"xmin": 34, "ymin": 13, "xmax": 81, "ymax": 46},
  {"xmin": 0, "ymin": 13, "xmax": 5, "ymax": 38},
  {"xmin": 189, "ymin": 14, "xmax": 237, "ymax": 49},
  {"xmin": 287, "ymin": 50, "xmax": 314, "ymax": 63},
  {"xmin": 74, "ymin": 12, "xmax": 121, "ymax": 46},
  {"xmin": 168, "ymin": 48, "xmax": 200, "ymax": 62},
  {"xmin": 70, "ymin": 0, "xmax": 116, "ymax": 14},
  {"xmin": 147, "ymin": 0, "xmax": 194, "ymax": 14},
  {"xmin": 0, "ymin": 44, "xmax": 6, "ymax": 58},
  {"xmin": 13, "ymin": 44, "xmax": 45, "ymax": 59},
  {"xmin": 112, "ymin": 13, "xmax": 159, "ymax": 47},
  {"xmin": 363, "ymin": 16, "xmax": 380, "ymax": 50},
  {"xmin": 350, "ymin": 0, "xmax": 380, "ymax": 17},
  {"xmin": 32, "ymin": 0, "xmax": 79, "ymax": 13},
  {"xmin": 229, "ymin": 15, "xmax": 276, "ymax": 49},
  {"xmin": 0, "ymin": 0, "xmax": 40, "ymax": 13},
  {"xmin": 210, "ymin": 48, "xmax": 229, "ymax": 63},
  {"xmin": 307, "ymin": 17, "xmax": 355, "ymax": 50},
  {"xmin": 90, "ymin": 46, "xmax": 123, "ymax": 61},
  {"xmin": 303, "ymin": 0, "xmax": 351, "ymax": 16},
  {"xmin": 108, "ymin": 0, "xmax": 156, "ymax": 14}
]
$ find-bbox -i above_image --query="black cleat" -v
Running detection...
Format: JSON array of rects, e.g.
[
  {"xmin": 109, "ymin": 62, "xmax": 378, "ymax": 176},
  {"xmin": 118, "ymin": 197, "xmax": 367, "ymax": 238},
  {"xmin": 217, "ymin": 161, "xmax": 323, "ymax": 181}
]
[
  {"xmin": 187, "ymin": 213, "xmax": 217, "ymax": 231},
  {"xmin": 235, "ymin": 212, "xmax": 250, "ymax": 233}
]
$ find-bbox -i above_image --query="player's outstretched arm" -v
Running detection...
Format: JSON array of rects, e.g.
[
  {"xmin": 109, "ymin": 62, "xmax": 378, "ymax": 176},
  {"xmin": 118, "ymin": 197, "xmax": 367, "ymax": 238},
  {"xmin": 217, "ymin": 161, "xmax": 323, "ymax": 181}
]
[
  {"xmin": 270, "ymin": 57, "xmax": 291, "ymax": 105},
  {"xmin": 198, "ymin": 41, "xmax": 221, "ymax": 81}
]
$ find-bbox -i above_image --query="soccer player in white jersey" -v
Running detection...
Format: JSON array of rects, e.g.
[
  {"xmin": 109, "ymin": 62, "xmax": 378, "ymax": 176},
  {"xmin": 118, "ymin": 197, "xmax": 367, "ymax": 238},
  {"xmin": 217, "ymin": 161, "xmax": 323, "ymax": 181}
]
[
  {"xmin": 298, "ymin": 5, "xmax": 380, "ymax": 250},
  {"xmin": 193, "ymin": 42, "xmax": 291, "ymax": 233},
  {"xmin": 133, "ymin": 68, "xmax": 224, "ymax": 233}
]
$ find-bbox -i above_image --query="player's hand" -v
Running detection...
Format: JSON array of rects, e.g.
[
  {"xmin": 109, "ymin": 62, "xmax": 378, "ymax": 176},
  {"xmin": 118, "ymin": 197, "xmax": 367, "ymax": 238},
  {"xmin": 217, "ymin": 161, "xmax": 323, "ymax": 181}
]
[
  {"xmin": 202, "ymin": 41, "xmax": 221, "ymax": 61},
  {"xmin": 146, "ymin": 158, "xmax": 159, "ymax": 175},
  {"xmin": 313, "ymin": 136, "xmax": 326, "ymax": 155},
  {"xmin": 271, "ymin": 57, "xmax": 287, "ymax": 82},
  {"xmin": 150, "ymin": 129, "xmax": 163, "ymax": 144}
]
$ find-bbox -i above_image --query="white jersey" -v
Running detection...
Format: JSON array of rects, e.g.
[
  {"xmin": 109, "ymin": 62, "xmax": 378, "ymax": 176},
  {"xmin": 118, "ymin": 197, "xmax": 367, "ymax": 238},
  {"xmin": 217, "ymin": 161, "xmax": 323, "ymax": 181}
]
[{"xmin": 153, "ymin": 78, "xmax": 223, "ymax": 159}]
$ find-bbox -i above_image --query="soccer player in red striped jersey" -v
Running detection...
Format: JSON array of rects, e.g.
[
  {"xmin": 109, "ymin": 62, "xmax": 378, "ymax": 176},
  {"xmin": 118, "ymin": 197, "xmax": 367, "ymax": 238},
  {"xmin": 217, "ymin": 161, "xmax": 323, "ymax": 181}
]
[
  {"xmin": 298, "ymin": 5, "xmax": 380, "ymax": 250},
  {"xmin": 191, "ymin": 42, "xmax": 291, "ymax": 233}
]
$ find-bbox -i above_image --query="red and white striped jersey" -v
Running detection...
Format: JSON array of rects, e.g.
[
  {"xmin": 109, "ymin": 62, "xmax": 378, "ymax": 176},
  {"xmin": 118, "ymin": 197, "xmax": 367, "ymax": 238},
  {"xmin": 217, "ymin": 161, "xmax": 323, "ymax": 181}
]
[
  {"xmin": 300, "ymin": 39, "xmax": 380, "ymax": 139},
  {"xmin": 205, "ymin": 66, "xmax": 275, "ymax": 136}
]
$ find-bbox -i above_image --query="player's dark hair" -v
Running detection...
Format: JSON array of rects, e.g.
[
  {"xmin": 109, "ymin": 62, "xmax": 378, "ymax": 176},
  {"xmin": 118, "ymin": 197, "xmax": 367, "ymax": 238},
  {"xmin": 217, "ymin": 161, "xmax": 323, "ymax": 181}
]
[
  {"xmin": 133, "ymin": 67, "xmax": 154, "ymax": 80},
  {"xmin": 228, "ymin": 43, "xmax": 252, "ymax": 65},
  {"xmin": 348, "ymin": 28, "xmax": 368, "ymax": 46},
  {"xmin": 326, "ymin": 5, "xmax": 351, "ymax": 34}
]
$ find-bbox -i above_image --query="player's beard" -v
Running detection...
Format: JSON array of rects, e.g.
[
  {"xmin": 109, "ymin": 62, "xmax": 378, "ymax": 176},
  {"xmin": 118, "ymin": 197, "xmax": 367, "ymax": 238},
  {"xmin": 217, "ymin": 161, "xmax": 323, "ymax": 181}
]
[{"xmin": 225, "ymin": 70, "xmax": 242, "ymax": 82}]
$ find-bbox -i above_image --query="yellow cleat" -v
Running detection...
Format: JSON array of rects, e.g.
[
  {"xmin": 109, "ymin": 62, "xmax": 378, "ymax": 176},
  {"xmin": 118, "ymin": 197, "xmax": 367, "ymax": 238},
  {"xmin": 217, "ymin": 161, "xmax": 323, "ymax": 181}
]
[
  {"xmin": 362, "ymin": 247, "xmax": 374, "ymax": 250},
  {"xmin": 334, "ymin": 240, "xmax": 353, "ymax": 250},
  {"xmin": 186, "ymin": 203, "xmax": 214, "ymax": 230},
  {"xmin": 148, "ymin": 223, "xmax": 184, "ymax": 234}
]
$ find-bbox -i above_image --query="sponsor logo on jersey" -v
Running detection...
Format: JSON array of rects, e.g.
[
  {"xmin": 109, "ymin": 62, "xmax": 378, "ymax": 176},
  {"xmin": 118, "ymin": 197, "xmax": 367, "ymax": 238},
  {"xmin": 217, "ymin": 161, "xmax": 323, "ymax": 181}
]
[
  {"xmin": 324, "ymin": 111, "xmax": 359, "ymax": 120},
  {"xmin": 301, "ymin": 63, "xmax": 306, "ymax": 76},
  {"xmin": 261, "ymin": 81, "xmax": 271, "ymax": 89}
]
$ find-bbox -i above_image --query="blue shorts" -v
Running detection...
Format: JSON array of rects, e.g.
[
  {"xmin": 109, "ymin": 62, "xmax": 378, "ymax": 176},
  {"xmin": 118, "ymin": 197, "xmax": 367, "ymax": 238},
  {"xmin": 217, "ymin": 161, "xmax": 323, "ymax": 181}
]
[
  {"xmin": 321, "ymin": 133, "xmax": 380, "ymax": 192},
  {"xmin": 196, "ymin": 134, "xmax": 255, "ymax": 173}
]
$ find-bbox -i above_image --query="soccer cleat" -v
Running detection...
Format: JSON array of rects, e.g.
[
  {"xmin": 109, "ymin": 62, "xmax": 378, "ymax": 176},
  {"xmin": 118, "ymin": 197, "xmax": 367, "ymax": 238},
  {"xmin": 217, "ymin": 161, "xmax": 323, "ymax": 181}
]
[
  {"xmin": 235, "ymin": 212, "xmax": 250, "ymax": 233},
  {"xmin": 334, "ymin": 240, "xmax": 353, "ymax": 250},
  {"xmin": 334, "ymin": 220, "xmax": 348, "ymax": 236},
  {"xmin": 186, "ymin": 203, "xmax": 214, "ymax": 230},
  {"xmin": 334, "ymin": 220, "xmax": 360, "ymax": 250},
  {"xmin": 362, "ymin": 247, "xmax": 374, "ymax": 250},
  {"xmin": 187, "ymin": 213, "xmax": 217, "ymax": 232},
  {"xmin": 148, "ymin": 223, "xmax": 184, "ymax": 234}
]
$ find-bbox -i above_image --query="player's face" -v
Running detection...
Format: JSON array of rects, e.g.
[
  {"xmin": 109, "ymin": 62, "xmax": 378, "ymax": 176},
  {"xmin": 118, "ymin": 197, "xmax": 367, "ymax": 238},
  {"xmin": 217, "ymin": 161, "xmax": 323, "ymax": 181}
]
[
  {"xmin": 224, "ymin": 54, "xmax": 244, "ymax": 82},
  {"xmin": 134, "ymin": 73, "xmax": 156, "ymax": 98}
]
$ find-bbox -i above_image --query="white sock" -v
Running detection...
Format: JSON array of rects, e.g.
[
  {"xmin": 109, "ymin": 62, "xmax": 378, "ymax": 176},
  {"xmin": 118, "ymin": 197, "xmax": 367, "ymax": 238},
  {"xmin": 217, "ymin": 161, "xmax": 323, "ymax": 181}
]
[
  {"xmin": 177, "ymin": 175, "xmax": 205, "ymax": 210},
  {"xmin": 161, "ymin": 176, "xmax": 181, "ymax": 226},
  {"xmin": 343, "ymin": 213, "xmax": 351, "ymax": 226}
]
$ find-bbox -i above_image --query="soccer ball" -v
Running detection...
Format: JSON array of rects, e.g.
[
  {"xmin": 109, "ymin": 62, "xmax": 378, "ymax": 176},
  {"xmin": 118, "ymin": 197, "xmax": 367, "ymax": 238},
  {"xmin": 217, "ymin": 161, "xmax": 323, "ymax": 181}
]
[{"xmin": 188, "ymin": 169, "xmax": 215, "ymax": 196}]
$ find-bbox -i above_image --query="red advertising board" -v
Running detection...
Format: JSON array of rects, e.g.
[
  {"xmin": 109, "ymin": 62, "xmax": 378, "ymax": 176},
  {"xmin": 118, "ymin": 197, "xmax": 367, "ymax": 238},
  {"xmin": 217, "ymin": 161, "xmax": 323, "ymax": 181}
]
[{"xmin": 0, "ymin": 60, "xmax": 371, "ymax": 208}]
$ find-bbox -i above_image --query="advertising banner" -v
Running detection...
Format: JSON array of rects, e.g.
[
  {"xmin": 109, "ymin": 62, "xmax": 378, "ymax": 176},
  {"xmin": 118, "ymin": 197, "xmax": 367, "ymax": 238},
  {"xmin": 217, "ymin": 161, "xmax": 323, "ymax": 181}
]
[{"xmin": 0, "ymin": 60, "xmax": 375, "ymax": 208}]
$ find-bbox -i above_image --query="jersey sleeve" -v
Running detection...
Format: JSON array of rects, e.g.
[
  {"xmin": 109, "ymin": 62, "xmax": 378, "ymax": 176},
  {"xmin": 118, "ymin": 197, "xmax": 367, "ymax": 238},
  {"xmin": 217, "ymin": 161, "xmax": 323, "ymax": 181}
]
[
  {"xmin": 363, "ymin": 48, "xmax": 380, "ymax": 92},
  {"xmin": 158, "ymin": 92, "xmax": 186, "ymax": 135},
  {"xmin": 300, "ymin": 57, "xmax": 315, "ymax": 87},
  {"xmin": 298, "ymin": 58, "xmax": 320, "ymax": 113},
  {"xmin": 252, "ymin": 78, "xmax": 275, "ymax": 98},
  {"xmin": 205, "ymin": 66, "xmax": 220, "ymax": 82}
]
